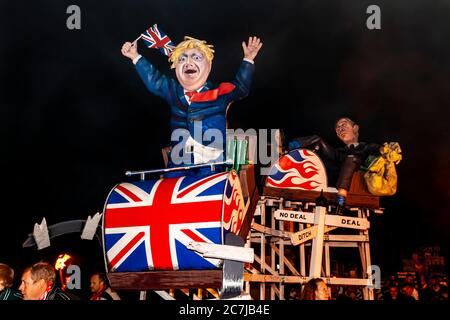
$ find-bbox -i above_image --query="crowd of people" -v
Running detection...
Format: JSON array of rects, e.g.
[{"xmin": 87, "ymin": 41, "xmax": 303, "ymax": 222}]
[
  {"xmin": 3, "ymin": 261, "xmax": 447, "ymax": 301},
  {"xmin": 287, "ymin": 274, "xmax": 448, "ymax": 301},
  {"xmin": 0, "ymin": 262, "xmax": 120, "ymax": 300}
]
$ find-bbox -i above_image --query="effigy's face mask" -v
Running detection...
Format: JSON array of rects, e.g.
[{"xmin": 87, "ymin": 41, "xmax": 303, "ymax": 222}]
[
  {"xmin": 336, "ymin": 119, "xmax": 359, "ymax": 145},
  {"xmin": 175, "ymin": 48, "xmax": 211, "ymax": 91}
]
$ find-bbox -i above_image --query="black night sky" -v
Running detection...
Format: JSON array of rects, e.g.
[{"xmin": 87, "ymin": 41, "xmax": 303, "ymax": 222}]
[{"xmin": 1, "ymin": 0, "xmax": 449, "ymax": 288}]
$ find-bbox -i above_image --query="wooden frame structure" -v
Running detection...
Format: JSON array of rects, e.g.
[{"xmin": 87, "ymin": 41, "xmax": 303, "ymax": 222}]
[
  {"xmin": 107, "ymin": 132, "xmax": 383, "ymax": 300},
  {"xmin": 243, "ymin": 173, "xmax": 382, "ymax": 300}
]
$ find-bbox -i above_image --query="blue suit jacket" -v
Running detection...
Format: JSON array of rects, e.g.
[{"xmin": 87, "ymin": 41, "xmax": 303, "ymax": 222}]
[{"xmin": 135, "ymin": 57, "xmax": 255, "ymax": 155}]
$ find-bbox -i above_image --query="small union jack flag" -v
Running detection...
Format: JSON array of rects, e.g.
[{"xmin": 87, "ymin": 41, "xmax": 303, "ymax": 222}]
[
  {"xmin": 141, "ymin": 24, "xmax": 176, "ymax": 57},
  {"xmin": 103, "ymin": 171, "xmax": 244, "ymax": 272}
]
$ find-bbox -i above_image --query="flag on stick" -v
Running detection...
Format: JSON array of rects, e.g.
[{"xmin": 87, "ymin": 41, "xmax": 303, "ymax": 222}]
[{"xmin": 139, "ymin": 24, "xmax": 176, "ymax": 57}]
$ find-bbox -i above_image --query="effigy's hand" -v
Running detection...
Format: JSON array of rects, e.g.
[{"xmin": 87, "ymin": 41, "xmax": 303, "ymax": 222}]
[
  {"xmin": 242, "ymin": 36, "xmax": 263, "ymax": 62},
  {"xmin": 381, "ymin": 142, "xmax": 402, "ymax": 164},
  {"xmin": 121, "ymin": 41, "xmax": 139, "ymax": 60}
]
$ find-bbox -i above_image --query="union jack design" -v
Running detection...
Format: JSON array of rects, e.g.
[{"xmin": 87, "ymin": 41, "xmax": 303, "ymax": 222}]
[
  {"xmin": 141, "ymin": 24, "xmax": 176, "ymax": 57},
  {"xmin": 103, "ymin": 172, "xmax": 241, "ymax": 272},
  {"xmin": 266, "ymin": 149, "xmax": 328, "ymax": 190}
]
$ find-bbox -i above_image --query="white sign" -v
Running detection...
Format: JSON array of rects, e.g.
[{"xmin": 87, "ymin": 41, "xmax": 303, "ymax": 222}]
[
  {"xmin": 274, "ymin": 210, "xmax": 314, "ymax": 224},
  {"xmin": 325, "ymin": 215, "xmax": 370, "ymax": 230},
  {"xmin": 290, "ymin": 226, "xmax": 337, "ymax": 246},
  {"xmin": 290, "ymin": 226, "xmax": 318, "ymax": 246},
  {"xmin": 275, "ymin": 210, "xmax": 370, "ymax": 230}
]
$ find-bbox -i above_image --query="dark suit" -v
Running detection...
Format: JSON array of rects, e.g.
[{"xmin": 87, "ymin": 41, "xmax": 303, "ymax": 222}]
[
  {"xmin": 45, "ymin": 285, "xmax": 80, "ymax": 300},
  {"xmin": 289, "ymin": 135, "xmax": 380, "ymax": 189}
]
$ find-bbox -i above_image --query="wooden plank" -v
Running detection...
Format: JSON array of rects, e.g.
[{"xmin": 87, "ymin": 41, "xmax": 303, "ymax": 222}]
[
  {"xmin": 154, "ymin": 290, "xmax": 175, "ymax": 300},
  {"xmin": 274, "ymin": 209, "xmax": 369, "ymax": 230},
  {"xmin": 243, "ymin": 274, "xmax": 371, "ymax": 287},
  {"xmin": 252, "ymin": 222, "xmax": 292, "ymax": 238},
  {"xmin": 326, "ymin": 277, "xmax": 371, "ymax": 286},
  {"xmin": 270, "ymin": 243, "xmax": 300, "ymax": 276},
  {"xmin": 270, "ymin": 284, "xmax": 281, "ymax": 299},
  {"xmin": 290, "ymin": 226, "xmax": 336, "ymax": 246},
  {"xmin": 206, "ymin": 288, "xmax": 220, "ymax": 298},
  {"xmin": 254, "ymin": 254, "xmax": 278, "ymax": 276},
  {"xmin": 243, "ymin": 273, "xmax": 308, "ymax": 284},
  {"xmin": 238, "ymin": 165, "xmax": 259, "ymax": 240},
  {"xmin": 291, "ymin": 226, "xmax": 318, "ymax": 246},
  {"xmin": 326, "ymin": 242, "xmax": 359, "ymax": 248},
  {"xmin": 263, "ymin": 187, "xmax": 380, "ymax": 208},
  {"xmin": 274, "ymin": 209, "xmax": 315, "ymax": 223},
  {"xmin": 324, "ymin": 234, "xmax": 369, "ymax": 242},
  {"xmin": 309, "ymin": 205, "xmax": 327, "ymax": 278},
  {"xmin": 107, "ymin": 270, "xmax": 222, "ymax": 290},
  {"xmin": 325, "ymin": 215, "xmax": 370, "ymax": 230}
]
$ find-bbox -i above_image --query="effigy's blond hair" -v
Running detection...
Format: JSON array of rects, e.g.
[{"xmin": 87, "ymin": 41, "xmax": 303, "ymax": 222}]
[{"xmin": 169, "ymin": 36, "xmax": 214, "ymax": 69}]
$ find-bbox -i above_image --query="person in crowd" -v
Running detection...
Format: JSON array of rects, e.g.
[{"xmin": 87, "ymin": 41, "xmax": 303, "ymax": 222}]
[
  {"xmin": 411, "ymin": 252, "xmax": 427, "ymax": 289},
  {"xmin": 19, "ymin": 261, "xmax": 79, "ymax": 300},
  {"xmin": 0, "ymin": 263, "xmax": 22, "ymax": 300},
  {"xmin": 301, "ymin": 278, "xmax": 330, "ymax": 300},
  {"xmin": 401, "ymin": 283, "xmax": 419, "ymax": 300},
  {"xmin": 383, "ymin": 284, "xmax": 414, "ymax": 301},
  {"xmin": 90, "ymin": 272, "xmax": 121, "ymax": 300},
  {"xmin": 421, "ymin": 275, "xmax": 448, "ymax": 301},
  {"xmin": 403, "ymin": 274, "xmax": 420, "ymax": 300}
]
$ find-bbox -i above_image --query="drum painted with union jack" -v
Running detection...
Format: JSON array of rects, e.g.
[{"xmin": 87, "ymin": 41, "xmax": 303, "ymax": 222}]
[
  {"xmin": 265, "ymin": 149, "xmax": 328, "ymax": 190},
  {"xmin": 102, "ymin": 170, "xmax": 245, "ymax": 272}
]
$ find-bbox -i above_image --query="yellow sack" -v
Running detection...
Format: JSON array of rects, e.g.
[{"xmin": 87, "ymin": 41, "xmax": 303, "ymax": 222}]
[{"xmin": 364, "ymin": 142, "xmax": 402, "ymax": 196}]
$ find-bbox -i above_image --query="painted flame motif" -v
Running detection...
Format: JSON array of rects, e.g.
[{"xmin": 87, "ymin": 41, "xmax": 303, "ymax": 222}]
[
  {"xmin": 222, "ymin": 172, "xmax": 245, "ymax": 233},
  {"xmin": 55, "ymin": 254, "xmax": 71, "ymax": 271},
  {"xmin": 266, "ymin": 149, "xmax": 327, "ymax": 190},
  {"xmin": 279, "ymin": 158, "xmax": 319, "ymax": 179}
]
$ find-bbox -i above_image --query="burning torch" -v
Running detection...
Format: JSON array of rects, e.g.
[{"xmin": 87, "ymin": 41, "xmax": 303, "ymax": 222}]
[{"xmin": 55, "ymin": 253, "xmax": 71, "ymax": 290}]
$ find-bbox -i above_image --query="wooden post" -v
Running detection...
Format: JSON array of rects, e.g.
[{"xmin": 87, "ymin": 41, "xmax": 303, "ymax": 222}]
[
  {"xmin": 325, "ymin": 242, "xmax": 331, "ymax": 278},
  {"xmin": 245, "ymin": 235, "xmax": 252, "ymax": 296},
  {"xmin": 309, "ymin": 204, "xmax": 326, "ymax": 278},
  {"xmin": 299, "ymin": 221, "xmax": 306, "ymax": 277},
  {"xmin": 270, "ymin": 205, "xmax": 276, "ymax": 300},
  {"xmin": 278, "ymin": 199, "xmax": 285, "ymax": 300},
  {"xmin": 260, "ymin": 201, "xmax": 266, "ymax": 300},
  {"xmin": 360, "ymin": 208, "xmax": 374, "ymax": 300}
]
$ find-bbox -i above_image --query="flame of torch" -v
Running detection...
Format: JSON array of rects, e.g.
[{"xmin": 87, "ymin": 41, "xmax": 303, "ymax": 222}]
[
  {"xmin": 55, "ymin": 254, "xmax": 71, "ymax": 271},
  {"xmin": 55, "ymin": 254, "xmax": 71, "ymax": 289}
]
